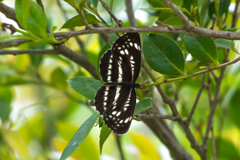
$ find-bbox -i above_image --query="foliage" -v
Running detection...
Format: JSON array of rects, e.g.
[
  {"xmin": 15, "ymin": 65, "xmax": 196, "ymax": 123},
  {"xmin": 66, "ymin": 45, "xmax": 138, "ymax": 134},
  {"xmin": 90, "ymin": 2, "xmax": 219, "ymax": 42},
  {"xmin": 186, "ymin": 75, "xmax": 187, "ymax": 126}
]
[{"xmin": 1, "ymin": 0, "xmax": 240, "ymax": 160}]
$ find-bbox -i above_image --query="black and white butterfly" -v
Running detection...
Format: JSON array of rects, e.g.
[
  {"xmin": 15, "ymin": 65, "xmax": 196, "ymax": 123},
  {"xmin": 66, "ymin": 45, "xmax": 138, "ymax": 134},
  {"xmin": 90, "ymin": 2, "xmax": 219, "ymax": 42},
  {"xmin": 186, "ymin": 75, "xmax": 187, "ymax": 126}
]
[{"xmin": 94, "ymin": 32, "xmax": 141, "ymax": 135}]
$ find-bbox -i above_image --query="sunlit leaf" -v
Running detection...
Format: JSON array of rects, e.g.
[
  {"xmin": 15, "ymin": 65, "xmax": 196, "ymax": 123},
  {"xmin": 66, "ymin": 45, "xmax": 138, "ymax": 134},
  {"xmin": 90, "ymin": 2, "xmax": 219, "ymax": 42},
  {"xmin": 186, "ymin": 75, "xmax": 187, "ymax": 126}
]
[
  {"xmin": 142, "ymin": 33, "xmax": 185, "ymax": 75},
  {"xmin": 56, "ymin": 121, "xmax": 99, "ymax": 160},
  {"xmin": 61, "ymin": 13, "xmax": 101, "ymax": 29},
  {"xmin": 67, "ymin": 76, "xmax": 103, "ymax": 101},
  {"xmin": 60, "ymin": 112, "xmax": 99, "ymax": 160},
  {"xmin": 183, "ymin": 35, "xmax": 219, "ymax": 65}
]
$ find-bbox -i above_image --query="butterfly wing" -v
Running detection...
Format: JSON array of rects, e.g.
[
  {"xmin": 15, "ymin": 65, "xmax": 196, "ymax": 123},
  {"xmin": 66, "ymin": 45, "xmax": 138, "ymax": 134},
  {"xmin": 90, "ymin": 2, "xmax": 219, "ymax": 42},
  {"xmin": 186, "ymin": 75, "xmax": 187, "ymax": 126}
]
[
  {"xmin": 112, "ymin": 32, "xmax": 141, "ymax": 82},
  {"xmin": 103, "ymin": 86, "xmax": 136, "ymax": 135},
  {"xmin": 100, "ymin": 32, "xmax": 141, "ymax": 83}
]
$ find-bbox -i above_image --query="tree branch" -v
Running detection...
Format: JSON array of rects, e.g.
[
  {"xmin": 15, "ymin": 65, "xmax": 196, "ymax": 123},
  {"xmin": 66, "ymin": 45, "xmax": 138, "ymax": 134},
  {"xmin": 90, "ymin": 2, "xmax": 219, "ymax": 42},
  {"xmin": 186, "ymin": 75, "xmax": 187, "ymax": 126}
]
[
  {"xmin": 125, "ymin": 0, "xmax": 137, "ymax": 27},
  {"xmin": 99, "ymin": 0, "xmax": 122, "ymax": 27},
  {"xmin": 161, "ymin": 0, "xmax": 193, "ymax": 30},
  {"xmin": 135, "ymin": 114, "xmax": 179, "ymax": 121},
  {"xmin": 0, "ymin": 49, "xmax": 56, "ymax": 55},
  {"xmin": 184, "ymin": 74, "xmax": 206, "ymax": 126},
  {"xmin": 52, "ymin": 44, "xmax": 98, "ymax": 79}
]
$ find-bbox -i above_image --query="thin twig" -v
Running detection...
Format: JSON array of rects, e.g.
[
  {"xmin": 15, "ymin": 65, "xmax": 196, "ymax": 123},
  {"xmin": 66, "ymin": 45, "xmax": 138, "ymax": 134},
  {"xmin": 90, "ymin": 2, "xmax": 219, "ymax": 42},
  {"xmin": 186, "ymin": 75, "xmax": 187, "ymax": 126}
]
[
  {"xmin": 56, "ymin": 0, "xmax": 87, "ymax": 55},
  {"xmin": 99, "ymin": 0, "xmax": 123, "ymax": 27},
  {"xmin": 211, "ymin": 127, "xmax": 217, "ymax": 160},
  {"xmin": 232, "ymin": 0, "xmax": 240, "ymax": 28},
  {"xmin": 115, "ymin": 135, "xmax": 125, "ymax": 160},
  {"xmin": 184, "ymin": 74, "xmax": 206, "ymax": 126},
  {"xmin": 125, "ymin": 0, "xmax": 137, "ymax": 27},
  {"xmin": 161, "ymin": 0, "xmax": 193, "ymax": 30}
]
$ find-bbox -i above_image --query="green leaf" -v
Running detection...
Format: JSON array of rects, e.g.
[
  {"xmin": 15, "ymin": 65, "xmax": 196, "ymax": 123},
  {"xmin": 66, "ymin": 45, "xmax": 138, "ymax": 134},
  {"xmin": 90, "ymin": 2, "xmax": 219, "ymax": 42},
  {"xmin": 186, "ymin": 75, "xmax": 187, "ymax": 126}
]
[
  {"xmin": 60, "ymin": 112, "xmax": 99, "ymax": 160},
  {"xmin": 214, "ymin": 39, "xmax": 231, "ymax": 49},
  {"xmin": 0, "ymin": 87, "xmax": 12, "ymax": 123},
  {"xmin": 229, "ymin": 90, "xmax": 240, "ymax": 129},
  {"xmin": 15, "ymin": 0, "xmax": 30, "ymax": 29},
  {"xmin": 142, "ymin": 33, "xmax": 185, "ymax": 75},
  {"xmin": 92, "ymin": 0, "xmax": 98, "ymax": 8},
  {"xmin": 15, "ymin": 0, "xmax": 48, "ymax": 38},
  {"xmin": 99, "ymin": 123, "xmax": 111, "ymax": 154},
  {"xmin": 51, "ymin": 68, "xmax": 67, "ymax": 90},
  {"xmin": 97, "ymin": 41, "xmax": 111, "ymax": 81},
  {"xmin": 27, "ymin": 1, "xmax": 48, "ymax": 38},
  {"xmin": 208, "ymin": 138, "xmax": 240, "ymax": 159},
  {"xmin": 134, "ymin": 98, "xmax": 152, "ymax": 115},
  {"xmin": 172, "ymin": 0, "xmax": 183, "ymax": 6},
  {"xmin": 183, "ymin": 35, "xmax": 219, "ymax": 65},
  {"xmin": 67, "ymin": 77, "xmax": 103, "ymax": 101},
  {"xmin": 162, "ymin": 16, "xmax": 183, "ymax": 27},
  {"xmin": 61, "ymin": 13, "xmax": 101, "ymax": 29}
]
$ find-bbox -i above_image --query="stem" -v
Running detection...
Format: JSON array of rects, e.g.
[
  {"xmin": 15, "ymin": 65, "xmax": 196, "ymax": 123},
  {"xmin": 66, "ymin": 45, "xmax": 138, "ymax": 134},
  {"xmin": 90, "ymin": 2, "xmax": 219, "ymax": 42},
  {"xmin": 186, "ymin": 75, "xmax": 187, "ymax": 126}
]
[{"xmin": 144, "ymin": 56, "xmax": 240, "ymax": 88}]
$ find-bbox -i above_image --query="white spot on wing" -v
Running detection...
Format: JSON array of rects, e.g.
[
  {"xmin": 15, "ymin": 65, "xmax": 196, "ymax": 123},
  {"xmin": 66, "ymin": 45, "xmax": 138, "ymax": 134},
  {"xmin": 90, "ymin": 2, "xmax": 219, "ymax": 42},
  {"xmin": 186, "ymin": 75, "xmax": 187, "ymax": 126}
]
[
  {"xmin": 116, "ymin": 111, "xmax": 121, "ymax": 116},
  {"xmin": 125, "ymin": 49, "xmax": 129, "ymax": 55},
  {"xmin": 134, "ymin": 43, "xmax": 138, "ymax": 50},
  {"xmin": 112, "ymin": 111, "xmax": 117, "ymax": 115},
  {"xmin": 120, "ymin": 50, "xmax": 124, "ymax": 55},
  {"xmin": 129, "ymin": 42, "xmax": 133, "ymax": 46}
]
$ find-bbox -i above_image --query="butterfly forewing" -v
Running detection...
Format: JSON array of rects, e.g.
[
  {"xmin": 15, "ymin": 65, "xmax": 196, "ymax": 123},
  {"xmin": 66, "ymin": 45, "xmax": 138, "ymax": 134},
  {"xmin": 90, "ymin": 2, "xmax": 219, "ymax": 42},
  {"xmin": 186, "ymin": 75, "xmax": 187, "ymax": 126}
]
[
  {"xmin": 103, "ymin": 86, "xmax": 136, "ymax": 135},
  {"xmin": 112, "ymin": 32, "xmax": 141, "ymax": 82},
  {"xmin": 100, "ymin": 50, "xmax": 119, "ymax": 82},
  {"xmin": 95, "ymin": 32, "xmax": 141, "ymax": 135}
]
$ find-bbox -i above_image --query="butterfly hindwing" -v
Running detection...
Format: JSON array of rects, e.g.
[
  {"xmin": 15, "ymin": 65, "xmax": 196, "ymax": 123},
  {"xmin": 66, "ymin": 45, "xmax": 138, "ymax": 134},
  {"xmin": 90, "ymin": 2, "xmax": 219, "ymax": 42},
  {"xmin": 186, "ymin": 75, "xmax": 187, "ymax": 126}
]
[
  {"xmin": 103, "ymin": 86, "xmax": 136, "ymax": 135},
  {"xmin": 94, "ymin": 85, "xmax": 117, "ymax": 115}
]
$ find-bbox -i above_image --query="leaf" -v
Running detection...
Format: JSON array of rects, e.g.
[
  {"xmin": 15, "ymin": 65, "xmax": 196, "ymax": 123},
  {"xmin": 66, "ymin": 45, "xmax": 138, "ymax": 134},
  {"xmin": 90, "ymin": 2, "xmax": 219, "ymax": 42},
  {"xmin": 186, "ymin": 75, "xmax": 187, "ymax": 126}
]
[
  {"xmin": 92, "ymin": 0, "xmax": 98, "ymax": 8},
  {"xmin": 60, "ymin": 112, "xmax": 99, "ymax": 160},
  {"xmin": 134, "ymin": 98, "xmax": 152, "ymax": 115},
  {"xmin": 142, "ymin": 33, "xmax": 185, "ymax": 75},
  {"xmin": 214, "ymin": 39, "xmax": 231, "ymax": 49},
  {"xmin": 162, "ymin": 16, "xmax": 183, "ymax": 27},
  {"xmin": 229, "ymin": 90, "xmax": 240, "ymax": 129},
  {"xmin": 0, "ymin": 87, "xmax": 12, "ymax": 123},
  {"xmin": 67, "ymin": 77, "xmax": 103, "ymax": 101},
  {"xmin": 51, "ymin": 68, "xmax": 67, "ymax": 90},
  {"xmin": 130, "ymin": 132, "xmax": 161, "ymax": 160},
  {"xmin": 172, "ymin": 0, "xmax": 183, "ymax": 6},
  {"xmin": 99, "ymin": 123, "xmax": 111, "ymax": 154},
  {"xmin": 97, "ymin": 41, "xmax": 111, "ymax": 81},
  {"xmin": 183, "ymin": 35, "xmax": 219, "ymax": 65},
  {"xmin": 15, "ymin": 0, "xmax": 30, "ymax": 29},
  {"xmin": 61, "ymin": 13, "xmax": 101, "ymax": 29},
  {"xmin": 56, "ymin": 121, "xmax": 99, "ymax": 160}
]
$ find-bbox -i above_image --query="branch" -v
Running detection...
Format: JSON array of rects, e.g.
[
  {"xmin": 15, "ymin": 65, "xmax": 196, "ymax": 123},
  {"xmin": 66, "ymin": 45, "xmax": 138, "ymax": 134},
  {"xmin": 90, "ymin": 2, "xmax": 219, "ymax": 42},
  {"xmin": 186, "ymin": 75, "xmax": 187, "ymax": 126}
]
[
  {"xmin": 135, "ymin": 114, "xmax": 179, "ymax": 121},
  {"xmin": 99, "ymin": 0, "xmax": 123, "ymax": 27},
  {"xmin": 145, "ymin": 56, "xmax": 240, "ymax": 87},
  {"xmin": 161, "ymin": 0, "xmax": 193, "ymax": 30},
  {"xmin": 0, "ymin": 49, "xmax": 56, "ymax": 55},
  {"xmin": 0, "ymin": 3, "xmax": 21, "ymax": 28},
  {"xmin": 184, "ymin": 74, "xmax": 206, "ymax": 126},
  {"xmin": 232, "ymin": 0, "xmax": 240, "ymax": 28},
  {"xmin": 125, "ymin": 0, "xmax": 137, "ymax": 27},
  {"xmin": 115, "ymin": 135, "xmax": 125, "ymax": 160},
  {"xmin": 52, "ymin": 44, "xmax": 98, "ymax": 79}
]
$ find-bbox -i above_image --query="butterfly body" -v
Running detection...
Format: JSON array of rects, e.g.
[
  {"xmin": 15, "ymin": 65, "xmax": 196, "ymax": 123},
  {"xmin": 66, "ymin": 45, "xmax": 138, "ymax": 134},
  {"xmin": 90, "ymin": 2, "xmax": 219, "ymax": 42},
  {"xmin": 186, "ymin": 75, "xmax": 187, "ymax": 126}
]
[{"xmin": 94, "ymin": 32, "xmax": 141, "ymax": 135}]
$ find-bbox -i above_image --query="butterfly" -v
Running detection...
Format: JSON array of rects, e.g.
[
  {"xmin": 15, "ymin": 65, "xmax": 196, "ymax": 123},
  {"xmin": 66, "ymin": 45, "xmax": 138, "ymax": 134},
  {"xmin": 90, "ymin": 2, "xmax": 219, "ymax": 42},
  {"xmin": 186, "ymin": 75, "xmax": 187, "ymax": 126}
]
[{"xmin": 94, "ymin": 32, "xmax": 141, "ymax": 135}]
